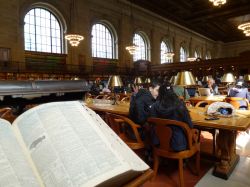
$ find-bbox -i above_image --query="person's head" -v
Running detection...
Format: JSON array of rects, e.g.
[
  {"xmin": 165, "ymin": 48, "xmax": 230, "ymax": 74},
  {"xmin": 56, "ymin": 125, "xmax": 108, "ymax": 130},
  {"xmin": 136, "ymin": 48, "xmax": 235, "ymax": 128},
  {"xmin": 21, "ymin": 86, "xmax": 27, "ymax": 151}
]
[
  {"xmin": 239, "ymin": 76, "xmax": 244, "ymax": 80},
  {"xmin": 158, "ymin": 83, "xmax": 181, "ymax": 107},
  {"xmin": 235, "ymin": 81, "xmax": 243, "ymax": 89},
  {"xmin": 207, "ymin": 78, "xmax": 214, "ymax": 86},
  {"xmin": 148, "ymin": 80, "xmax": 160, "ymax": 99}
]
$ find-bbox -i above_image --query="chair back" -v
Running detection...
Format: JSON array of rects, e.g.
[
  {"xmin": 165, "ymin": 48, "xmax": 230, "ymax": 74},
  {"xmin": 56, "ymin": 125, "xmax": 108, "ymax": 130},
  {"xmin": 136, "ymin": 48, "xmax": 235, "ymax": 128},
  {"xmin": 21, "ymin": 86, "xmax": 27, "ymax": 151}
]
[
  {"xmin": 0, "ymin": 107, "xmax": 16, "ymax": 123},
  {"xmin": 148, "ymin": 118, "xmax": 194, "ymax": 152},
  {"xmin": 224, "ymin": 97, "xmax": 249, "ymax": 109}
]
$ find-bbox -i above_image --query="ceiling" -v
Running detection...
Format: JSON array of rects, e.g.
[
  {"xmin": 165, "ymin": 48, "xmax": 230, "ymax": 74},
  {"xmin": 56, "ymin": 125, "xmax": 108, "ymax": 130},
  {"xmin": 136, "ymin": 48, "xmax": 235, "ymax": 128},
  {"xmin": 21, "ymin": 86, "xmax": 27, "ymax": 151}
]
[{"xmin": 127, "ymin": 0, "xmax": 250, "ymax": 42}]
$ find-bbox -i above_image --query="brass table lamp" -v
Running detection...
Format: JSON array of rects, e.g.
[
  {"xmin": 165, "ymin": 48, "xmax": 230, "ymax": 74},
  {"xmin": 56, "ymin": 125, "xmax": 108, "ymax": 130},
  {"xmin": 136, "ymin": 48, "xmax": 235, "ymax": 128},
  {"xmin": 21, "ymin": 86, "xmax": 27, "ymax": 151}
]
[
  {"xmin": 134, "ymin": 76, "xmax": 143, "ymax": 85},
  {"xmin": 173, "ymin": 71, "xmax": 196, "ymax": 99},
  {"xmin": 144, "ymin": 77, "xmax": 151, "ymax": 84},
  {"xmin": 202, "ymin": 75, "xmax": 213, "ymax": 82},
  {"xmin": 221, "ymin": 73, "xmax": 236, "ymax": 83},
  {"xmin": 107, "ymin": 75, "xmax": 123, "ymax": 105},
  {"xmin": 174, "ymin": 71, "xmax": 196, "ymax": 86},
  {"xmin": 244, "ymin": 74, "xmax": 250, "ymax": 82},
  {"xmin": 170, "ymin": 75, "xmax": 176, "ymax": 84}
]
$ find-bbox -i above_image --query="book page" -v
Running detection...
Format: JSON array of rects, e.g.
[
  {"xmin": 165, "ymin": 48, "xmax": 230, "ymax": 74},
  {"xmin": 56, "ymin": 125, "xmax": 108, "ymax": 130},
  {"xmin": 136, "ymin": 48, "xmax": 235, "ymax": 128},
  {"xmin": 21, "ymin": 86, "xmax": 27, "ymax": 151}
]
[
  {"xmin": 12, "ymin": 101, "xmax": 131, "ymax": 187},
  {"xmin": 0, "ymin": 119, "xmax": 41, "ymax": 187},
  {"xmin": 83, "ymin": 106, "xmax": 149, "ymax": 172}
]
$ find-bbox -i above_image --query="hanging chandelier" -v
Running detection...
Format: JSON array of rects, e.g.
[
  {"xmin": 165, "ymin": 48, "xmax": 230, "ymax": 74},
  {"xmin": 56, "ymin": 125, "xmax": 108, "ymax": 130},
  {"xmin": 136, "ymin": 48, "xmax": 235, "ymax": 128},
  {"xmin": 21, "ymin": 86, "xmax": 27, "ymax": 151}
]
[
  {"xmin": 209, "ymin": 0, "xmax": 226, "ymax": 7},
  {"xmin": 238, "ymin": 22, "xmax": 250, "ymax": 37},
  {"xmin": 65, "ymin": 34, "xmax": 84, "ymax": 46},
  {"xmin": 164, "ymin": 52, "xmax": 175, "ymax": 60},
  {"xmin": 126, "ymin": 44, "xmax": 139, "ymax": 55},
  {"xmin": 65, "ymin": 0, "xmax": 84, "ymax": 47}
]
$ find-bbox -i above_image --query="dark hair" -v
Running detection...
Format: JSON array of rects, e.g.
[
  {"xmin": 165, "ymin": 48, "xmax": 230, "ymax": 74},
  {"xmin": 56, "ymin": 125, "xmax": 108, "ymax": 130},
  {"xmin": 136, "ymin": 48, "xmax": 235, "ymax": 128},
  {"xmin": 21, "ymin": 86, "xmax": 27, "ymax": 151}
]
[
  {"xmin": 158, "ymin": 83, "xmax": 189, "ymax": 118},
  {"xmin": 148, "ymin": 79, "xmax": 161, "ymax": 89}
]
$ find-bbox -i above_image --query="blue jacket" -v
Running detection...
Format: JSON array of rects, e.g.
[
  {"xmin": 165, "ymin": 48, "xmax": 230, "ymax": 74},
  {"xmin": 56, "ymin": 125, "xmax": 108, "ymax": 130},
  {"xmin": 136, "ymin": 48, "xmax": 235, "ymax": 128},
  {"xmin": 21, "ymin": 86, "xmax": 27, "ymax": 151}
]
[
  {"xmin": 150, "ymin": 101, "xmax": 193, "ymax": 151},
  {"xmin": 228, "ymin": 88, "xmax": 250, "ymax": 108},
  {"xmin": 129, "ymin": 89, "xmax": 156, "ymax": 125}
]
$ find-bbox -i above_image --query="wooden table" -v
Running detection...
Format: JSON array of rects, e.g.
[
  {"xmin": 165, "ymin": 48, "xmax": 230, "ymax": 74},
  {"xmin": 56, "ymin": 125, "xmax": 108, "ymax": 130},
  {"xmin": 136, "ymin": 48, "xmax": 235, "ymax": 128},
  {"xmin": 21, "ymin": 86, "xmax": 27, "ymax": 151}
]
[
  {"xmin": 189, "ymin": 95, "xmax": 226, "ymax": 106},
  {"xmin": 87, "ymin": 102, "xmax": 129, "ymax": 116},
  {"xmin": 86, "ymin": 103, "xmax": 250, "ymax": 180},
  {"xmin": 189, "ymin": 107, "xmax": 250, "ymax": 179}
]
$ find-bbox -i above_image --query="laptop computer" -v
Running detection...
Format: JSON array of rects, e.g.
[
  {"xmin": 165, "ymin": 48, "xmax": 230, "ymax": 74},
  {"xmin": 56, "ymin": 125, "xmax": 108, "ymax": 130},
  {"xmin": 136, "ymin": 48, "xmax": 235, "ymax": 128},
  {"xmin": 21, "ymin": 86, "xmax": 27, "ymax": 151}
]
[{"xmin": 198, "ymin": 88, "xmax": 212, "ymax": 96}]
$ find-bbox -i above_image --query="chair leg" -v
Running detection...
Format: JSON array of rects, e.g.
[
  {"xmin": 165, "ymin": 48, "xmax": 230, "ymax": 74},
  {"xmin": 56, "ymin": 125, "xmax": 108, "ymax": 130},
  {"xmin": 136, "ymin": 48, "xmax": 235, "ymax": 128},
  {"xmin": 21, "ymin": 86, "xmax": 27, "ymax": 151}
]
[
  {"xmin": 178, "ymin": 159, "xmax": 184, "ymax": 187},
  {"xmin": 153, "ymin": 154, "xmax": 159, "ymax": 180},
  {"xmin": 196, "ymin": 151, "xmax": 200, "ymax": 176}
]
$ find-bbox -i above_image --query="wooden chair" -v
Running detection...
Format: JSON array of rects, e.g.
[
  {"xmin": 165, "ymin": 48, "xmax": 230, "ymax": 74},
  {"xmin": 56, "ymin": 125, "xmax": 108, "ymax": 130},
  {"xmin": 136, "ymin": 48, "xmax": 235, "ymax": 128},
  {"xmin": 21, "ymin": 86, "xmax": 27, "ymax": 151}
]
[
  {"xmin": 85, "ymin": 92, "xmax": 95, "ymax": 99},
  {"xmin": 0, "ymin": 107, "xmax": 16, "ymax": 123},
  {"xmin": 106, "ymin": 113, "xmax": 145, "ymax": 150},
  {"xmin": 121, "ymin": 96, "xmax": 130, "ymax": 102},
  {"xmin": 95, "ymin": 94, "xmax": 108, "ymax": 99},
  {"xmin": 195, "ymin": 101, "xmax": 210, "ymax": 108},
  {"xmin": 148, "ymin": 118, "xmax": 200, "ymax": 187},
  {"xmin": 224, "ymin": 97, "xmax": 250, "ymax": 110}
]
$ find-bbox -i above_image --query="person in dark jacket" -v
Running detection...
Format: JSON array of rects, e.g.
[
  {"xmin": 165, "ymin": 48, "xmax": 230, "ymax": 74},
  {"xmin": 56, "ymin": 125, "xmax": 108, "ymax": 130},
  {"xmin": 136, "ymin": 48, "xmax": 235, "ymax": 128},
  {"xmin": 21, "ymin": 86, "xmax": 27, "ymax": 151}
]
[
  {"xmin": 150, "ymin": 83, "xmax": 193, "ymax": 152},
  {"xmin": 129, "ymin": 81, "xmax": 160, "ymax": 126}
]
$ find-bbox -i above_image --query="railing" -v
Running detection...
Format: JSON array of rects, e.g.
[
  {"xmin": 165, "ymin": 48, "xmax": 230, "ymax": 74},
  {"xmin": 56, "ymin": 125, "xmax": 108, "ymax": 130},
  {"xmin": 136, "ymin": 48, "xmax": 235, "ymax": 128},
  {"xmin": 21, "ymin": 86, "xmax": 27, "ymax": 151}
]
[{"xmin": 151, "ymin": 56, "xmax": 250, "ymax": 76}]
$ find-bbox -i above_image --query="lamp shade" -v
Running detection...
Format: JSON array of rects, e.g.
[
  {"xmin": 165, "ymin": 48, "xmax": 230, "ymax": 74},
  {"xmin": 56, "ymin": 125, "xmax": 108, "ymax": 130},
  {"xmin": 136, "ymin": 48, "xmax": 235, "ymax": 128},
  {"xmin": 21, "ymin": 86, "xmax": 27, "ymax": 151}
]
[
  {"xmin": 202, "ymin": 75, "xmax": 213, "ymax": 82},
  {"xmin": 144, "ymin": 77, "xmax": 151, "ymax": 84},
  {"xmin": 107, "ymin": 75, "xmax": 123, "ymax": 88},
  {"xmin": 173, "ymin": 71, "xmax": 196, "ymax": 86},
  {"xmin": 170, "ymin": 75, "xmax": 176, "ymax": 84},
  {"xmin": 244, "ymin": 74, "xmax": 250, "ymax": 81},
  {"xmin": 221, "ymin": 73, "xmax": 236, "ymax": 83},
  {"xmin": 134, "ymin": 77, "xmax": 143, "ymax": 85}
]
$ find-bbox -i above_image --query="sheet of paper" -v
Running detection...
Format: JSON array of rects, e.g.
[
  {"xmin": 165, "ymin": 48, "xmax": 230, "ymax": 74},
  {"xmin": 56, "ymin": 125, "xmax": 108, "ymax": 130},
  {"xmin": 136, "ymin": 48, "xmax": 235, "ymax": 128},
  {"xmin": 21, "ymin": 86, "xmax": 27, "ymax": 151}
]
[{"xmin": 0, "ymin": 119, "xmax": 40, "ymax": 187}]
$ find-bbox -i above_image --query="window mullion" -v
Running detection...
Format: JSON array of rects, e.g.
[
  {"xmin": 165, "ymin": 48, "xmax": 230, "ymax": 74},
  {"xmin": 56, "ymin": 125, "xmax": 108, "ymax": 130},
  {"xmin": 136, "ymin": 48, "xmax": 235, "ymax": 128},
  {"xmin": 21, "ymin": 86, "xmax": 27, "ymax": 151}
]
[{"xmin": 50, "ymin": 13, "xmax": 52, "ymax": 53}]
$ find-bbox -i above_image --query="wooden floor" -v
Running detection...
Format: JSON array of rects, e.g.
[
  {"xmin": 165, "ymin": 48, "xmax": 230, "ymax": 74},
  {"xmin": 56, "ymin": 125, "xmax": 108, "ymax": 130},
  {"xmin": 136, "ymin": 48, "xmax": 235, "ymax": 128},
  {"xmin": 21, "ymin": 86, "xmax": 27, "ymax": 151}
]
[{"xmin": 143, "ymin": 131, "xmax": 250, "ymax": 187}]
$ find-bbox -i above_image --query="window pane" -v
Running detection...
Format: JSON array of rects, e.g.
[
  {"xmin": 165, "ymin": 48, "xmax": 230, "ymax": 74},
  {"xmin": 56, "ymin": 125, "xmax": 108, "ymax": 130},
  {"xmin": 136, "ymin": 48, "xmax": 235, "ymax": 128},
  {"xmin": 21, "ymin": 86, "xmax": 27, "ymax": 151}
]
[
  {"xmin": 206, "ymin": 51, "xmax": 211, "ymax": 60},
  {"xmin": 91, "ymin": 23, "xmax": 115, "ymax": 59},
  {"xmin": 180, "ymin": 47, "xmax": 186, "ymax": 62},
  {"xmin": 133, "ymin": 33, "xmax": 148, "ymax": 61},
  {"xmin": 24, "ymin": 8, "xmax": 62, "ymax": 53},
  {"xmin": 160, "ymin": 41, "xmax": 172, "ymax": 64}
]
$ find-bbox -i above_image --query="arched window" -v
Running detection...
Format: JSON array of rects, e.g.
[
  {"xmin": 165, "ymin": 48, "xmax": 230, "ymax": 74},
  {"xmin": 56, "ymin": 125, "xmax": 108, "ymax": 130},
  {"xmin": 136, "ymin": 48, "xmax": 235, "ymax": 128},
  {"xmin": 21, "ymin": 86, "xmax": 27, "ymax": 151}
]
[
  {"xmin": 24, "ymin": 8, "xmax": 62, "ymax": 53},
  {"xmin": 205, "ymin": 51, "xmax": 212, "ymax": 60},
  {"xmin": 160, "ymin": 41, "xmax": 172, "ymax": 64},
  {"xmin": 133, "ymin": 32, "xmax": 149, "ymax": 61},
  {"xmin": 91, "ymin": 22, "xmax": 117, "ymax": 59},
  {"xmin": 180, "ymin": 46, "xmax": 187, "ymax": 62},
  {"xmin": 194, "ymin": 50, "xmax": 201, "ymax": 58}
]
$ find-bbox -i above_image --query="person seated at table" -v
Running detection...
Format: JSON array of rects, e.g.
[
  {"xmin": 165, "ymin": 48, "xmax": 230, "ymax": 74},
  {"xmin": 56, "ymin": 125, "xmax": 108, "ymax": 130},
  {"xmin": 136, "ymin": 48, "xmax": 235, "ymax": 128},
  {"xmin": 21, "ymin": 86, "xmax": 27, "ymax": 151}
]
[
  {"xmin": 172, "ymin": 85, "xmax": 190, "ymax": 100},
  {"xmin": 129, "ymin": 81, "xmax": 160, "ymax": 126},
  {"xmin": 228, "ymin": 81, "xmax": 250, "ymax": 109},
  {"xmin": 204, "ymin": 78, "xmax": 219, "ymax": 95},
  {"xmin": 102, "ymin": 85, "xmax": 111, "ymax": 93},
  {"xmin": 150, "ymin": 83, "xmax": 193, "ymax": 151}
]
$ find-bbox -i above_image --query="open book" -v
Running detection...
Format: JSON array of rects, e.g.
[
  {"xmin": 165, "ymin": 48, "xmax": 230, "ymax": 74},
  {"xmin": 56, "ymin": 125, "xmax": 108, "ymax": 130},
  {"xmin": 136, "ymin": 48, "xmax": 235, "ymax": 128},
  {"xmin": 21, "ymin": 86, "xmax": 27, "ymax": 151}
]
[{"xmin": 0, "ymin": 101, "xmax": 149, "ymax": 187}]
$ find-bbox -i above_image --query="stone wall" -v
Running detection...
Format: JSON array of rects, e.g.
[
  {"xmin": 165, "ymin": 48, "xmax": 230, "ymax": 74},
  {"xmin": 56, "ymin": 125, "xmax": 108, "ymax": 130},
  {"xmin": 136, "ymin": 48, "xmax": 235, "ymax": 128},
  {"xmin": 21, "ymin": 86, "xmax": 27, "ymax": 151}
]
[{"xmin": 0, "ymin": 0, "xmax": 249, "ymax": 69}]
